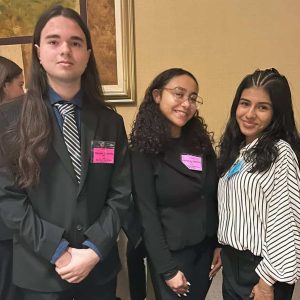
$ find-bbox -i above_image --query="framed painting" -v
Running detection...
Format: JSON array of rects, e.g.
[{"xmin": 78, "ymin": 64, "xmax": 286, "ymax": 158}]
[{"xmin": 0, "ymin": 0, "xmax": 136, "ymax": 104}]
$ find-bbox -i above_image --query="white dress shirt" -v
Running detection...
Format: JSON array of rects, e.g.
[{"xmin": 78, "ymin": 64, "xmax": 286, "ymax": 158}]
[{"xmin": 218, "ymin": 139, "xmax": 300, "ymax": 285}]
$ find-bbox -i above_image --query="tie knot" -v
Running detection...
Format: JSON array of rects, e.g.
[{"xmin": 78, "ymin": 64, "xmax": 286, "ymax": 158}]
[{"xmin": 55, "ymin": 102, "xmax": 76, "ymax": 117}]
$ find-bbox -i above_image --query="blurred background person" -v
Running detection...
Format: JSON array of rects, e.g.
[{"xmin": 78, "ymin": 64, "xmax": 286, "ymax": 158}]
[
  {"xmin": 0, "ymin": 56, "xmax": 24, "ymax": 103},
  {"xmin": 0, "ymin": 56, "xmax": 24, "ymax": 300}
]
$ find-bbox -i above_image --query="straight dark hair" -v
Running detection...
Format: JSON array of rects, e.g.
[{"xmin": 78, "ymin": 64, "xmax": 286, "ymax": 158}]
[
  {"xmin": 0, "ymin": 5, "xmax": 108, "ymax": 188},
  {"xmin": 218, "ymin": 68, "xmax": 300, "ymax": 176}
]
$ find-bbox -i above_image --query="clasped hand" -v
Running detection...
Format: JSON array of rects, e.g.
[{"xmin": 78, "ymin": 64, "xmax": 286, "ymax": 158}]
[
  {"xmin": 165, "ymin": 271, "xmax": 190, "ymax": 297},
  {"xmin": 55, "ymin": 247, "xmax": 100, "ymax": 283}
]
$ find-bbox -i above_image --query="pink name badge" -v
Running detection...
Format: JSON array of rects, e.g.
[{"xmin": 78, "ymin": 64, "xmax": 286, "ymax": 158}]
[
  {"xmin": 92, "ymin": 148, "xmax": 115, "ymax": 164},
  {"xmin": 181, "ymin": 154, "xmax": 202, "ymax": 171}
]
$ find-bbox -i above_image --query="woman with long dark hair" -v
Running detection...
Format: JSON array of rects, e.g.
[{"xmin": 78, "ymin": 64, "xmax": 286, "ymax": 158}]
[
  {"xmin": 130, "ymin": 68, "xmax": 221, "ymax": 300},
  {"xmin": 218, "ymin": 68, "xmax": 300, "ymax": 300}
]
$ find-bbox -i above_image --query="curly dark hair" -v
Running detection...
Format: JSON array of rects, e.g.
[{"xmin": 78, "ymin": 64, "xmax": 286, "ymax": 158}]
[
  {"xmin": 218, "ymin": 68, "xmax": 300, "ymax": 176},
  {"xmin": 129, "ymin": 68, "xmax": 214, "ymax": 155}
]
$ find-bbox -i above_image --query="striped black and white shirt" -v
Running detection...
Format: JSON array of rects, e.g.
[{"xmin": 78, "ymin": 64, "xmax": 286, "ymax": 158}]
[{"xmin": 218, "ymin": 139, "xmax": 300, "ymax": 285}]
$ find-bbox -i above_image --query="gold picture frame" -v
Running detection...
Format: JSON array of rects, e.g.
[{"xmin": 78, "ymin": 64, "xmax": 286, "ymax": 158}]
[
  {"xmin": 102, "ymin": 0, "xmax": 136, "ymax": 104},
  {"xmin": 0, "ymin": 0, "xmax": 136, "ymax": 104}
]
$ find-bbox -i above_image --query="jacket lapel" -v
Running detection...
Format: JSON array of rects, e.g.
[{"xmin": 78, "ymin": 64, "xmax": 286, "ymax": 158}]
[{"xmin": 79, "ymin": 103, "xmax": 99, "ymax": 192}]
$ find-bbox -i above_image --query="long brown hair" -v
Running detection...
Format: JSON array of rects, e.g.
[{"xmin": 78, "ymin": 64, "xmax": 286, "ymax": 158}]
[{"xmin": 1, "ymin": 5, "xmax": 107, "ymax": 188}]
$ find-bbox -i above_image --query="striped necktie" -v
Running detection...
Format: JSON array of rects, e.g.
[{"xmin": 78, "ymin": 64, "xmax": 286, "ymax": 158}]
[{"xmin": 55, "ymin": 102, "xmax": 81, "ymax": 183}]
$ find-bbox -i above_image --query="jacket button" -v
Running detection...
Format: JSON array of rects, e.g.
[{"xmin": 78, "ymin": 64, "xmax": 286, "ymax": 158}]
[{"xmin": 76, "ymin": 224, "xmax": 83, "ymax": 231}]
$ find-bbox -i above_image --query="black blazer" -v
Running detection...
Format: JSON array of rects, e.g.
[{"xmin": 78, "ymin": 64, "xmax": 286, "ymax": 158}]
[
  {"xmin": 122, "ymin": 194, "xmax": 143, "ymax": 248},
  {"xmin": 0, "ymin": 97, "xmax": 131, "ymax": 291},
  {"xmin": 131, "ymin": 140, "xmax": 218, "ymax": 275},
  {"xmin": 0, "ymin": 218, "xmax": 12, "ymax": 240}
]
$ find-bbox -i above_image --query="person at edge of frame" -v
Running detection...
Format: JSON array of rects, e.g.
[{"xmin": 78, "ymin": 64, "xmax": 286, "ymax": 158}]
[
  {"xmin": 217, "ymin": 68, "xmax": 300, "ymax": 300},
  {"xmin": 0, "ymin": 56, "xmax": 25, "ymax": 300}
]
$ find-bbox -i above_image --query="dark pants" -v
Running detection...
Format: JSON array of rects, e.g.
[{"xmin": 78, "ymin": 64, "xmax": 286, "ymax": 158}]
[
  {"xmin": 221, "ymin": 245, "xmax": 295, "ymax": 300},
  {"xmin": 126, "ymin": 241, "xmax": 147, "ymax": 300},
  {"xmin": 21, "ymin": 277, "xmax": 117, "ymax": 300},
  {"xmin": 0, "ymin": 240, "xmax": 23, "ymax": 300},
  {"xmin": 149, "ymin": 238, "xmax": 215, "ymax": 300}
]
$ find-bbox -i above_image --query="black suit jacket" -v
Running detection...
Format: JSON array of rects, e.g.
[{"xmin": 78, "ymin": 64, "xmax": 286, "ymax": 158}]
[
  {"xmin": 0, "ymin": 97, "xmax": 131, "ymax": 291},
  {"xmin": 0, "ymin": 218, "xmax": 12, "ymax": 240},
  {"xmin": 131, "ymin": 139, "xmax": 218, "ymax": 275}
]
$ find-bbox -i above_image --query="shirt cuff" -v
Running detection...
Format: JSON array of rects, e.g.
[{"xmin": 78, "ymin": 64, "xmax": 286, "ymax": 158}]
[
  {"xmin": 50, "ymin": 239, "xmax": 69, "ymax": 264},
  {"xmin": 255, "ymin": 262, "xmax": 276, "ymax": 286},
  {"xmin": 162, "ymin": 267, "xmax": 179, "ymax": 280},
  {"xmin": 82, "ymin": 240, "xmax": 102, "ymax": 259}
]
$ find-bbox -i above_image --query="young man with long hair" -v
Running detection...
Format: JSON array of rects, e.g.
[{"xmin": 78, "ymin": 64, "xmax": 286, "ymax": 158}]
[{"xmin": 0, "ymin": 5, "xmax": 130, "ymax": 300}]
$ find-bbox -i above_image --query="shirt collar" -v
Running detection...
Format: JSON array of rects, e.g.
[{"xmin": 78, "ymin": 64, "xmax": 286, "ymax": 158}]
[
  {"xmin": 243, "ymin": 138, "xmax": 259, "ymax": 151},
  {"xmin": 239, "ymin": 138, "xmax": 259, "ymax": 158},
  {"xmin": 48, "ymin": 86, "xmax": 82, "ymax": 108}
]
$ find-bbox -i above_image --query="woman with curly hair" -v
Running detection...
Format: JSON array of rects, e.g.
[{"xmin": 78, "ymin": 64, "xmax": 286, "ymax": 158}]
[
  {"xmin": 130, "ymin": 68, "xmax": 221, "ymax": 300},
  {"xmin": 218, "ymin": 68, "xmax": 300, "ymax": 300}
]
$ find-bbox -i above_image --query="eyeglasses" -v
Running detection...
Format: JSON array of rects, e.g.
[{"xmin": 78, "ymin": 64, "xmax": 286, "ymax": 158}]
[{"xmin": 161, "ymin": 87, "xmax": 203, "ymax": 107}]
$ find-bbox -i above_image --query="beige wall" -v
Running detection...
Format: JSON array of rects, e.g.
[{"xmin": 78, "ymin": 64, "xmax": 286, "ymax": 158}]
[
  {"xmin": 1, "ymin": 0, "xmax": 299, "ymax": 138},
  {"xmin": 117, "ymin": 0, "xmax": 300, "ymax": 141}
]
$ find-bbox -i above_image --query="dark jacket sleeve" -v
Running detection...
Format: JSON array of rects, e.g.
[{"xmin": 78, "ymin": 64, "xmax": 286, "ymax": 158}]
[
  {"xmin": 121, "ymin": 193, "xmax": 143, "ymax": 248},
  {"xmin": 131, "ymin": 151, "xmax": 178, "ymax": 275},
  {"xmin": 0, "ymin": 102, "xmax": 65, "ymax": 261},
  {"xmin": 204, "ymin": 149, "xmax": 219, "ymax": 240}
]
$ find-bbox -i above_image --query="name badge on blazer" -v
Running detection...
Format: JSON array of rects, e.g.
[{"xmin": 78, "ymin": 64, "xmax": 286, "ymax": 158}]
[
  {"xmin": 91, "ymin": 140, "xmax": 115, "ymax": 164},
  {"xmin": 181, "ymin": 154, "xmax": 203, "ymax": 171}
]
